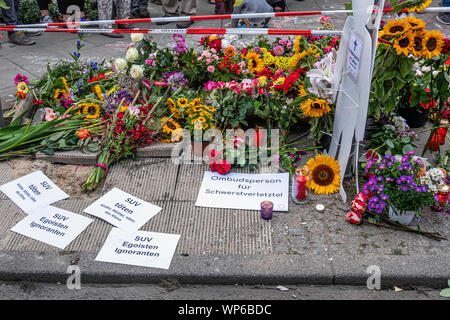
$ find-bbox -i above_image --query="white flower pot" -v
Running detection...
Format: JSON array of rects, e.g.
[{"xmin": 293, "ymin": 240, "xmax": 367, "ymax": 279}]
[{"xmin": 388, "ymin": 206, "xmax": 416, "ymax": 226}]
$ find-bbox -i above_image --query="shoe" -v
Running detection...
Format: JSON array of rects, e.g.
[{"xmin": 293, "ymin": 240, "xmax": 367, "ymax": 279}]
[
  {"xmin": 176, "ymin": 21, "xmax": 194, "ymax": 29},
  {"xmin": 139, "ymin": 8, "xmax": 150, "ymax": 18},
  {"xmin": 25, "ymin": 30, "xmax": 41, "ymax": 37},
  {"xmin": 436, "ymin": 13, "xmax": 450, "ymax": 25},
  {"xmin": 101, "ymin": 32, "xmax": 124, "ymax": 38},
  {"xmin": 156, "ymin": 15, "xmax": 175, "ymax": 25},
  {"xmin": 8, "ymin": 32, "xmax": 36, "ymax": 45},
  {"xmin": 40, "ymin": 14, "xmax": 54, "ymax": 24}
]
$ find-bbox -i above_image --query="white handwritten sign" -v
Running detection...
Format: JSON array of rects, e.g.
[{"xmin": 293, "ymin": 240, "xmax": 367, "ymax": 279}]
[
  {"xmin": 11, "ymin": 206, "xmax": 93, "ymax": 249},
  {"xmin": 95, "ymin": 228, "xmax": 180, "ymax": 269},
  {"xmin": 346, "ymin": 32, "xmax": 363, "ymax": 81},
  {"xmin": 83, "ymin": 188, "xmax": 162, "ymax": 233},
  {"xmin": 0, "ymin": 171, "xmax": 69, "ymax": 214},
  {"xmin": 195, "ymin": 172, "xmax": 289, "ymax": 211}
]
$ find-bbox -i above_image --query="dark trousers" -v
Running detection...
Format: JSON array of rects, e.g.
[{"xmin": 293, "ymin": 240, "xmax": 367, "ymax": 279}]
[
  {"xmin": 37, "ymin": 0, "xmax": 51, "ymax": 10},
  {"xmin": 131, "ymin": 0, "xmax": 149, "ymax": 14},
  {"xmin": 1, "ymin": 0, "xmax": 21, "ymax": 34},
  {"xmin": 57, "ymin": 0, "xmax": 85, "ymax": 14}
]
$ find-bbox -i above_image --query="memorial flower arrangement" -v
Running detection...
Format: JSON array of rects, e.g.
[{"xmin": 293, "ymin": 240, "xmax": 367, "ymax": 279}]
[{"xmin": 363, "ymin": 151, "xmax": 437, "ymax": 219}]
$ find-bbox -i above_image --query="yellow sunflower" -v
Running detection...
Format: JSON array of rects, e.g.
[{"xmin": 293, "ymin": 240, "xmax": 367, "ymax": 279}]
[
  {"xmin": 17, "ymin": 82, "xmax": 29, "ymax": 94},
  {"xmin": 93, "ymin": 84, "xmax": 104, "ymax": 101},
  {"xmin": 80, "ymin": 103, "xmax": 101, "ymax": 120},
  {"xmin": 404, "ymin": 16, "xmax": 426, "ymax": 31},
  {"xmin": 378, "ymin": 30, "xmax": 394, "ymax": 44},
  {"xmin": 306, "ymin": 154, "xmax": 341, "ymax": 195},
  {"xmin": 204, "ymin": 105, "xmax": 216, "ymax": 112},
  {"xmin": 167, "ymin": 98, "xmax": 182, "ymax": 119},
  {"xmin": 393, "ymin": 31, "xmax": 414, "ymax": 56},
  {"xmin": 161, "ymin": 116, "xmax": 181, "ymax": 135},
  {"xmin": 53, "ymin": 89, "xmax": 66, "ymax": 100},
  {"xmin": 383, "ymin": 19, "xmax": 410, "ymax": 36},
  {"xmin": 191, "ymin": 97, "xmax": 201, "ymax": 106},
  {"xmin": 298, "ymin": 82, "xmax": 308, "ymax": 97},
  {"xmin": 177, "ymin": 97, "xmax": 189, "ymax": 109},
  {"xmin": 406, "ymin": 0, "xmax": 432, "ymax": 12},
  {"xmin": 224, "ymin": 46, "xmax": 236, "ymax": 57},
  {"xmin": 245, "ymin": 51, "xmax": 264, "ymax": 74},
  {"xmin": 411, "ymin": 31, "xmax": 426, "ymax": 58},
  {"xmin": 422, "ymin": 30, "xmax": 444, "ymax": 59},
  {"xmin": 300, "ymin": 99, "xmax": 331, "ymax": 118}
]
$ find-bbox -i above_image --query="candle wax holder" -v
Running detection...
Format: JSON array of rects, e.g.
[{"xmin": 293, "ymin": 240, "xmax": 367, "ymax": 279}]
[
  {"xmin": 292, "ymin": 167, "xmax": 309, "ymax": 204},
  {"xmin": 260, "ymin": 201, "xmax": 273, "ymax": 220}
]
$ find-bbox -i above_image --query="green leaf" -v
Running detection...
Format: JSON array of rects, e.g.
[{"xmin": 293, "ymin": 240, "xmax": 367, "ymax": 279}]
[
  {"xmin": 386, "ymin": 140, "xmax": 395, "ymax": 149},
  {"xmin": 368, "ymin": 217, "xmax": 377, "ymax": 224},
  {"xmin": 48, "ymin": 132, "xmax": 65, "ymax": 142},
  {"xmin": 440, "ymin": 288, "xmax": 450, "ymax": 298},
  {"xmin": 42, "ymin": 148, "xmax": 55, "ymax": 155},
  {"xmin": 400, "ymin": 136, "xmax": 411, "ymax": 144}
]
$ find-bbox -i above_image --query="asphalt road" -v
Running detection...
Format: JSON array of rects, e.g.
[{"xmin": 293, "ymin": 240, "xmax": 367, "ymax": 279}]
[{"xmin": 0, "ymin": 281, "xmax": 448, "ymax": 300}]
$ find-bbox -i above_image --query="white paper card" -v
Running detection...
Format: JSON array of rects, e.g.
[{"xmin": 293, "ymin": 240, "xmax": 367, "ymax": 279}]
[
  {"xmin": 95, "ymin": 228, "xmax": 180, "ymax": 269},
  {"xmin": 346, "ymin": 32, "xmax": 363, "ymax": 80},
  {"xmin": 11, "ymin": 206, "xmax": 93, "ymax": 249},
  {"xmin": 0, "ymin": 171, "xmax": 69, "ymax": 214},
  {"xmin": 83, "ymin": 188, "xmax": 162, "ymax": 233},
  {"xmin": 195, "ymin": 172, "xmax": 289, "ymax": 211}
]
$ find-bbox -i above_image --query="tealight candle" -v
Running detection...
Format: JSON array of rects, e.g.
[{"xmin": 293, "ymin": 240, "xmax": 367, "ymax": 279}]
[{"xmin": 260, "ymin": 201, "xmax": 273, "ymax": 220}]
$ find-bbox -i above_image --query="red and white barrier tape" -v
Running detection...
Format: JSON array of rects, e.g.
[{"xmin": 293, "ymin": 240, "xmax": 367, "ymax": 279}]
[
  {"xmin": 2, "ymin": 7, "xmax": 449, "ymax": 29},
  {"xmin": 0, "ymin": 27, "xmax": 343, "ymax": 36}
]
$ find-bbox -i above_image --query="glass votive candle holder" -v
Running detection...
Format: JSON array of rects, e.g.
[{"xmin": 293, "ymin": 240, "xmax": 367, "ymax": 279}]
[
  {"xmin": 292, "ymin": 166, "xmax": 310, "ymax": 204},
  {"xmin": 260, "ymin": 201, "xmax": 274, "ymax": 220}
]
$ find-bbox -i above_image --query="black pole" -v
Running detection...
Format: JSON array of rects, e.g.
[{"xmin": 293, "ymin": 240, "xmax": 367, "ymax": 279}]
[{"xmin": 0, "ymin": 100, "xmax": 5, "ymax": 128}]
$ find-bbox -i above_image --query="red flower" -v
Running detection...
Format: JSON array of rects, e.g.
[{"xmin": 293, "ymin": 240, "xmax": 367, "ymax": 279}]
[
  {"xmin": 257, "ymin": 68, "xmax": 274, "ymax": 79},
  {"xmin": 365, "ymin": 150, "xmax": 379, "ymax": 161},
  {"xmin": 420, "ymin": 88, "xmax": 436, "ymax": 110},
  {"xmin": 281, "ymin": 70, "xmax": 301, "ymax": 92},
  {"xmin": 241, "ymin": 48, "xmax": 248, "ymax": 57},
  {"xmin": 115, "ymin": 126, "xmax": 124, "ymax": 134},
  {"xmin": 441, "ymin": 38, "xmax": 450, "ymax": 55},
  {"xmin": 208, "ymin": 39, "xmax": 222, "ymax": 51},
  {"xmin": 210, "ymin": 161, "xmax": 217, "ymax": 172},
  {"xmin": 351, "ymin": 199, "xmax": 366, "ymax": 214},
  {"xmin": 346, "ymin": 211, "xmax": 362, "ymax": 225},
  {"xmin": 445, "ymin": 56, "xmax": 450, "ymax": 66},
  {"xmin": 117, "ymin": 112, "xmax": 125, "ymax": 119},
  {"xmin": 215, "ymin": 160, "xmax": 231, "ymax": 175}
]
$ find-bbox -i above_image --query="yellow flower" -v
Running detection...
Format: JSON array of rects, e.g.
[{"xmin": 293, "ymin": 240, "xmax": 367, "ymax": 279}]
[
  {"xmin": 93, "ymin": 84, "xmax": 104, "ymax": 101},
  {"xmin": 300, "ymin": 98, "xmax": 331, "ymax": 118},
  {"xmin": 293, "ymin": 35, "xmax": 302, "ymax": 54},
  {"xmin": 107, "ymin": 85, "xmax": 116, "ymax": 96},
  {"xmin": 62, "ymin": 77, "xmax": 69, "ymax": 92},
  {"xmin": 298, "ymin": 83, "xmax": 308, "ymax": 97},
  {"xmin": 204, "ymin": 105, "xmax": 216, "ymax": 112},
  {"xmin": 80, "ymin": 103, "xmax": 101, "ymax": 120},
  {"xmin": 191, "ymin": 97, "xmax": 201, "ymax": 106},
  {"xmin": 404, "ymin": 16, "xmax": 426, "ymax": 31},
  {"xmin": 245, "ymin": 51, "xmax": 264, "ymax": 74},
  {"xmin": 422, "ymin": 30, "xmax": 444, "ymax": 59},
  {"xmin": 258, "ymin": 76, "xmax": 268, "ymax": 87},
  {"xmin": 120, "ymin": 105, "xmax": 129, "ymax": 113},
  {"xmin": 306, "ymin": 154, "xmax": 341, "ymax": 195},
  {"xmin": 393, "ymin": 31, "xmax": 414, "ymax": 56},
  {"xmin": 177, "ymin": 97, "xmax": 189, "ymax": 109},
  {"xmin": 161, "ymin": 116, "xmax": 181, "ymax": 135},
  {"xmin": 53, "ymin": 89, "xmax": 66, "ymax": 100},
  {"xmin": 411, "ymin": 31, "xmax": 426, "ymax": 58},
  {"xmin": 17, "ymin": 82, "xmax": 29, "ymax": 94},
  {"xmin": 224, "ymin": 46, "xmax": 236, "ymax": 57},
  {"xmin": 167, "ymin": 98, "xmax": 182, "ymax": 119},
  {"xmin": 383, "ymin": 19, "xmax": 410, "ymax": 36},
  {"xmin": 406, "ymin": 0, "xmax": 432, "ymax": 12}
]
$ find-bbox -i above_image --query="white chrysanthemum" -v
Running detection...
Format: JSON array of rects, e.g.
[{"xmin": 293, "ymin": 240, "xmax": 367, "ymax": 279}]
[
  {"xmin": 131, "ymin": 33, "xmax": 144, "ymax": 43},
  {"xmin": 114, "ymin": 58, "xmax": 127, "ymax": 71},
  {"xmin": 126, "ymin": 47, "xmax": 139, "ymax": 62},
  {"xmin": 129, "ymin": 65, "xmax": 144, "ymax": 79}
]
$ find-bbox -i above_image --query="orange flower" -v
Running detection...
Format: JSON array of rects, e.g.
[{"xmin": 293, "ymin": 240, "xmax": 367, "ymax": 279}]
[
  {"xmin": 16, "ymin": 91, "xmax": 26, "ymax": 99},
  {"xmin": 76, "ymin": 129, "xmax": 91, "ymax": 141}
]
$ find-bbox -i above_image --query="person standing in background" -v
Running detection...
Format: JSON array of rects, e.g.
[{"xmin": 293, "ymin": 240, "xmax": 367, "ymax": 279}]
[
  {"xmin": 436, "ymin": 0, "xmax": 450, "ymax": 24},
  {"xmin": 231, "ymin": 0, "xmax": 273, "ymax": 28},
  {"xmin": 56, "ymin": 0, "xmax": 86, "ymax": 22},
  {"xmin": 156, "ymin": 0, "xmax": 196, "ymax": 28},
  {"xmin": 130, "ymin": 0, "xmax": 150, "ymax": 18},
  {"xmin": 1, "ymin": 0, "xmax": 37, "ymax": 45},
  {"xmin": 36, "ymin": 0, "xmax": 55, "ymax": 23},
  {"xmin": 97, "ymin": 0, "xmax": 131, "ymax": 38}
]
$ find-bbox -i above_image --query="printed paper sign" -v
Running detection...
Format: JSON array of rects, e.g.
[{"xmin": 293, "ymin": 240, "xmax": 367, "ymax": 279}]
[
  {"xmin": 346, "ymin": 32, "xmax": 363, "ymax": 80},
  {"xmin": 0, "ymin": 171, "xmax": 69, "ymax": 214},
  {"xmin": 83, "ymin": 188, "xmax": 162, "ymax": 233},
  {"xmin": 195, "ymin": 172, "xmax": 289, "ymax": 211},
  {"xmin": 11, "ymin": 206, "xmax": 93, "ymax": 249},
  {"xmin": 95, "ymin": 228, "xmax": 180, "ymax": 269}
]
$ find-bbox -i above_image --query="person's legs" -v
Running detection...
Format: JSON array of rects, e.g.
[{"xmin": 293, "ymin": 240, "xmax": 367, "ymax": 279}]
[
  {"xmin": 138, "ymin": 0, "xmax": 150, "ymax": 17},
  {"xmin": 437, "ymin": 0, "xmax": 450, "ymax": 24},
  {"xmin": 176, "ymin": 0, "xmax": 196, "ymax": 28},
  {"xmin": 1, "ymin": 0, "xmax": 35, "ymax": 45},
  {"xmin": 97, "ymin": 0, "xmax": 124, "ymax": 37},
  {"xmin": 156, "ymin": 0, "xmax": 179, "ymax": 24}
]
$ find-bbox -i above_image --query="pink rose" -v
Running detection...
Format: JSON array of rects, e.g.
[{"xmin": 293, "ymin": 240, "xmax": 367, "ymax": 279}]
[
  {"xmin": 207, "ymin": 65, "xmax": 215, "ymax": 73},
  {"xmin": 204, "ymin": 81, "xmax": 217, "ymax": 91}
]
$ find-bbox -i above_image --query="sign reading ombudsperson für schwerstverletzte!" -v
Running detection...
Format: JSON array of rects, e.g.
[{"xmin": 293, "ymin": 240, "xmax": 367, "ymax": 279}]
[
  {"xmin": 0, "ymin": 171, "xmax": 69, "ymax": 214},
  {"xmin": 195, "ymin": 172, "xmax": 289, "ymax": 211}
]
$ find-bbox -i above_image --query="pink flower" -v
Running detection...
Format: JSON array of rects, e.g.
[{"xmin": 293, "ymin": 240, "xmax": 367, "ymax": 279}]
[
  {"xmin": 210, "ymin": 48, "xmax": 217, "ymax": 54},
  {"xmin": 273, "ymin": 45, "xmax": 285, "ymax": 56},
  {"xmin": 204, "ymin": 81, "xmax": 217, "ymax": 91},
  {"xmin": 58, "ymin": 114, "xmax": 72, "ymax": 120},
  {"xmin": 207, "ymin": 65, "xmax": 215, "ymax": 73},
  {"xmin": 346, "ymin": 211, "xmax": 362, "ymax": 225},
  {"xmin": 14, "ymin": 73, "xmax": 29, "ymax": 85},
  {"xmin": 320, "ymin": 16, "xmax": 331, "ymax": 24},
  {"xmin": 127, "ymin": 43, "xmax": 135, "ymax": 49},
  {"xmin": 205, "ymin": 59, "xmax": 212, "ymax": 64},
  {"xmin": 216, "ymin": 81, "xmax": 225, "ymax": 89},
  {"xmin": 44, "ymin": 108, "xmax": 57, "ymax": 121}
]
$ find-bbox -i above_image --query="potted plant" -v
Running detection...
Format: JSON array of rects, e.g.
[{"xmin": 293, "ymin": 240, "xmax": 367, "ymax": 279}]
[{"xmin": 363, "ymin": 150, "xmax": 437, "ymax": 225}]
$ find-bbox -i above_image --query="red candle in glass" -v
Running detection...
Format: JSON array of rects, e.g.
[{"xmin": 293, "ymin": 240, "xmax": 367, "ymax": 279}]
[
  {"xmin": 296, "ymin": 175, "xmax": 307, "ymax": 200},
  {"xmin": 437, "ymin": 127, "xmax": 448, "ymax": 145}
]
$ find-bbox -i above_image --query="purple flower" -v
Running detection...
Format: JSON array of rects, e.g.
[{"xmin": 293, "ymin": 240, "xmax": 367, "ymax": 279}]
[
  {"xmin": 381, "ymin": 194, "xmax": 388, "ymax": 201},
  {"xmin": 415, "ymin": 187, "xmax": 422, "ymax": 193},
  {"xmin": 401, "ymin": 185, "xmax": 408, "ymax": 192},
  {"xmin": 14, "ymin": 73, "xmax": 29, "ymax": 85},
  {"xmin": 253, "ymin": 47, "xmax": 261, "ymax": 54}
]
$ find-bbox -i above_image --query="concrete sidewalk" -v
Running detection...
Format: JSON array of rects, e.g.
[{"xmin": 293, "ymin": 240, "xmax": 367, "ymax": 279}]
[{"xmin": 0, "ymin": 0, "xmax": 449, "ymax": 289}]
